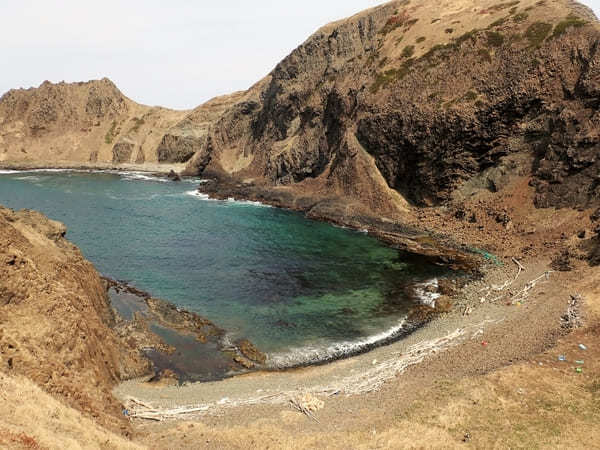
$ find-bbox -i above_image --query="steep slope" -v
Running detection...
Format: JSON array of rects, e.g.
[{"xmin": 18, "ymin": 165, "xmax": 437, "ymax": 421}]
[
  {"xmin": 0, "ymin": 78, "xmax": 182, "ymax": 165},
  {"xmin": 2, "ymin": 0, "xmax": 597, "ymax": 221},
  {"xmin": 0, "ymin": 374, "xmax": 142, "ymax": 449},
  {"xmin": 180, "ymin": 0, "xmax": 599, "ymax": 221},
  {"xmin": 0, "ymin": 206, "xmax": 148, "ymax": 434}
]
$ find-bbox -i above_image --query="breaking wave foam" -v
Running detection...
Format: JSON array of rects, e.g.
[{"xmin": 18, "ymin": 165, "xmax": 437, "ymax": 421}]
[
  {"xmin": 185, "ymin": 190, "xmax": 218, "ymax": 201},
  {"xmin": 267, "ymin": 317, "xmax": 411, "ymax": 368},
  {"xmin": 413, "ymin": 278, "xmax": 441, "ymax": 308},
  {"xmin": 0, "ymin": 168, "xmax": 204, "ymax": 184},
  {"xmin": 119, "ymin": 171, "xmax": 169, "ymax": 183},
  {"xmin": 185, "ymin": 191, "xmax": 270, "ymax": 207}
]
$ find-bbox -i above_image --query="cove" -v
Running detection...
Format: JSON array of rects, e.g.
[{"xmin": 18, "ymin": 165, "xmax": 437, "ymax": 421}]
[{"xmin": 0, "ymin": 170, "xmax": 449, "ymax": 371}]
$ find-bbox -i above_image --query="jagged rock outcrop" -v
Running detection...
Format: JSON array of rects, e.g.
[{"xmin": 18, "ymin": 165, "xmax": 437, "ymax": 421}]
[
  {"xmin": 0, "ymin": 78, "xmax": 188, "ymax": 166},
  {"xmin": 180, "ymin": 0, "xmax": 600, "ymax": 217},
  {"xmin": 1, "ymin": 0, "xmax": 598, "ymax": 216}
]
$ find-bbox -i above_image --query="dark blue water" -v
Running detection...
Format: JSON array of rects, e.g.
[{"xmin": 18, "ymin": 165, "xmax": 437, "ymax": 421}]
[{"xmin": 0, "ymin": 170, "xmax": 445, "ymax": 365}]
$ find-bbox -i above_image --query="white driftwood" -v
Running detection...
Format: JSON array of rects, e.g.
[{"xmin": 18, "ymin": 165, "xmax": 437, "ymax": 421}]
[
  {"xmin": 478, "ymin": 257, "xmax": 552, "ymax": 304},
  {"xmin": 125, "ymin": 319, "xmax": 501, "ymax": 421}
]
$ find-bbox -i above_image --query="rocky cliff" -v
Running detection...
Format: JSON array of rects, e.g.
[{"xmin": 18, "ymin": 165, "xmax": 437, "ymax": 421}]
[
  {"xmin": 0, "ymin": 206, "xmax": 148, "ymax": 434},
  {"xmin": 180, "ymin": 0, "xmax": 600, "ymax": 220},
  {"xmin": 1, "ymin": 0, "xmax": 600, "ymax": 445},
  {"xmin": 2, "ymin": 0, "xmax": 598, "ymax": 220},
  {"xmin": 0, "ymin": 78, "xmax": 242, "ymax": 167}
]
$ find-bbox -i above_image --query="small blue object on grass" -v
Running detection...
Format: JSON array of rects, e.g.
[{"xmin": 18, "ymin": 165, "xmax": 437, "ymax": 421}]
[
  {"xmin": 558, "ymin": 355, "xmax": 566, "ymax": 361},
  {"xmin": 579, "ymin": 344, "xmax": 587, "ymax": 351},
  {"xmin": 122, "ymin": 409, "xmax": 129, "ymax": 416}
]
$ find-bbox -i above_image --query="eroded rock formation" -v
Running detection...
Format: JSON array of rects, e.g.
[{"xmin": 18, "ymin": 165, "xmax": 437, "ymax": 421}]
[{"xmin": 2, "ymin": 1, "xmax": 598, "ymax": 222}]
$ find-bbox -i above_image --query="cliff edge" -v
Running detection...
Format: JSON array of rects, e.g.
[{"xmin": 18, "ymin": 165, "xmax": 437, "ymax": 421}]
[{"xmin": 0, "ymin": 206, "xmax": 148, "ymax": 435}]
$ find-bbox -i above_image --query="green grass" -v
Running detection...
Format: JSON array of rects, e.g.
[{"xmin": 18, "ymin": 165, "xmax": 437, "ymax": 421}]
[
  {"xmin": 463, "ymin": 91, "xmax": 478, "ymax": 102},
  {"xmin": 525, "ymin": 21, "xmax": 552, "ymax": 47},
  {"xmin": 105, "ymin": 120, "xmax": 118, "ymax": 145},
  {"xmin": 421, "ymin": 44, "xmax": 451, "ymax": 62},
  {"xmin": 417, "ymin": 28, "xmax": 483, "ymax": 66},
  {"xmin": 551, "ymin": 15, "xmax": 587, "ymax": 39},
  {"xmin": 513, "ymin": 12, "xmax": 528, "ymax": 22},
  {"xmin": 370, "ymin": 71, "xmax": 395, "ymax": 93},
  {"xmin": 401, "ymin": 45, "xmax": 415, "ymax": 58},
  {"xmin": 128, "ymin": 117, "xmax": 145, "ymax": 133},
  {"xmin": 369, "ymin": 59, "xmax": 415, "ymax": 93},
  {"xmin": 489, "ymin": 17, "xmax": 507, "ymax": 28},
  {"xmin": 454, "ymin": 29, "xmax": 480, "ymax": 46},
  {"xmin": 421, "ymin": 42, "xmax": 458, "ymax": 63},
  {"xmin": 397, "ymin": 58, "xmax": 415, "ymax": 79},
  {"xmin": 486, "ymin": 31, "xmax": 505, "ymax": 47},
  {"xmin": 510, "ymin": 32, "xmax": 523, "ymax": 43}
]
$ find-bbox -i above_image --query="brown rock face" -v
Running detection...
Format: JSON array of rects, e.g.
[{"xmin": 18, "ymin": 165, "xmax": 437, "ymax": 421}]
[
  {"xmin": 3, "ymin": 1, "xmax": 597, "ymax": 220},
  {"xmin": 112, "ymin": 138, "xmax": 136, "ymax": 163},
  {"xmin": 180, "ymin": 0, "xmax": 600, "ymax": 216},
  {"xmin": 0, "ymin": 78, "xmax": 188, "ymax": 166},
  {"xmin": 0, "ymin": 206, "xmax": 146, "ymax": 433}
]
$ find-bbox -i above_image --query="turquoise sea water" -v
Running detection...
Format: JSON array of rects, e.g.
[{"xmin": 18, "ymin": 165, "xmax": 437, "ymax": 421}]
[{"xmin": 0, "ymin": 170, "xmax": 445, "ymax": 366}]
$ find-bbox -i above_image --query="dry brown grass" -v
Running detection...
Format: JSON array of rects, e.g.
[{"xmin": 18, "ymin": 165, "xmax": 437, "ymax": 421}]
[
  {"xmin": 0, "ymin": 374, "xmax": 143, "ymax": 450},
  {"xmin": 138, "ymin": 323, "xmax": 599, "ymax": 449},
  {"xmin": 135, "ymin": 266, "xmax": 600, "ymax": 449}
]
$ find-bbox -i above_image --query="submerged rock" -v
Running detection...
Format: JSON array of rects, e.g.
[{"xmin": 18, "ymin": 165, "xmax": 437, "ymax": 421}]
[
  {"xmin": 236, "ymin": 339, "xmax": 267, "ymax": 365},
  {"xmin": 105, "ymin": 279, "xmax": 267, "ymax": 382},
  {"xmin": 167, "ymin": 169, "xmax": 181, "ymax": 181}
]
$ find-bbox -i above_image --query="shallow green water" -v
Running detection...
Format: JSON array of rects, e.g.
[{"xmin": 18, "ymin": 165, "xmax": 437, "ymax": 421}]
[{"xmin": 0, "ymin": 170, "xmax": 445, "ymax": 366}]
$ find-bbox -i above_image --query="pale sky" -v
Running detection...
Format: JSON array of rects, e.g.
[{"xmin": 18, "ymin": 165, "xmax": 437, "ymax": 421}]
[{"xmin": 2, "ymin": 1, "xmax": 599, "ymax": 110}]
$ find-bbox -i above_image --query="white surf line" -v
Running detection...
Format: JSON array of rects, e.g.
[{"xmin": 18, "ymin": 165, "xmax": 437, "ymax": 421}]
[
  {"xmin": 185, "ymin": 190, "xmax": 219, "ymax": 201},
  {"xmin": 185, "ymin": 190, "xmax": 271, "ymax": 207},
  {"xmin": 414, "ymin": 278, "xmax": 441, "ymax": 308},
  {"xmin": 119, "ymin": 172, "xmax": 170, "ymax": 182},
  {"xmin": 264, "ymin": 277, "xmax": 441, "ymax": 369},
  {"xmin": 125, "ymin": 318, "xmax": 502, "ymax": 421},
  {"xmin": 0, "ymin": 167, "xmax": 199, "ymax": 180},
  {"xmin": 266, "ymin": 317, "xmax": 410, "ymax": 368}
]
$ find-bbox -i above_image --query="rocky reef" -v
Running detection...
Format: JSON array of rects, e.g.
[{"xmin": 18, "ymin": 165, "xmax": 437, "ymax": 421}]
[
  {"xmin": 0, "ymin": 206, "xmax": 266, "ymax": 434},
  {"xmin": 105, "ymin": 279, "xmax": 267, "ymax": 382}
]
